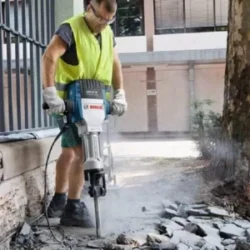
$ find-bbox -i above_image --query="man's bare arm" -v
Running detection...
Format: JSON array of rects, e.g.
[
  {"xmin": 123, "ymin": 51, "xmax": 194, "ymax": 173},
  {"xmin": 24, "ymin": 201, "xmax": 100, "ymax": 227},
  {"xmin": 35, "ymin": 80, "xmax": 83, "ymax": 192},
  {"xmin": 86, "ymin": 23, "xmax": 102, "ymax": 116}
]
[
  {"xmin": 42, "ymin": 35, "xmax": 67, "ymax": 88},
  {"xmin": 112, "ymin": 47, "xmax": 123, "ymax": 90}
]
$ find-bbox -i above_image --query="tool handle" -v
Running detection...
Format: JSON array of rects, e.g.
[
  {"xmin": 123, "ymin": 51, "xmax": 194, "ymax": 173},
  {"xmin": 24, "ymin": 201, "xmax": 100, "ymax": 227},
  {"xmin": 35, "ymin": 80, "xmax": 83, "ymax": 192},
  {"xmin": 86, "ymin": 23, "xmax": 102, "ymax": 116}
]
[
  {"xmin": 42, "ymin": 101, "xmax": 73, "ymax": 125},
  {"xmin": 42, "ymin": 101, "xmax": 73, "ymax": 112}
]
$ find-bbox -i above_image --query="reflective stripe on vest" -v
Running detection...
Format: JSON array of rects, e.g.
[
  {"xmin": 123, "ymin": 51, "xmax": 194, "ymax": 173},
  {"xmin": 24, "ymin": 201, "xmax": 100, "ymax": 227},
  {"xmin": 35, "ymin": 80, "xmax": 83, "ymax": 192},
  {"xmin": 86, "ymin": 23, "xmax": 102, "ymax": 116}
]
[{"xmin": 55, "ymin": 82, "xmax": 111, "ymax": 93}]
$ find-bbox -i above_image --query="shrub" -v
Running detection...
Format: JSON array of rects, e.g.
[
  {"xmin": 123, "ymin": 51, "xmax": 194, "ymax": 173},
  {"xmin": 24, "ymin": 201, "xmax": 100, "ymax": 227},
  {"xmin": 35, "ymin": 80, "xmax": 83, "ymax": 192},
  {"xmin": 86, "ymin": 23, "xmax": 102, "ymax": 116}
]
[{"xmin": 191, "ymin": 99, "xmax": 222, "ymax": 159}]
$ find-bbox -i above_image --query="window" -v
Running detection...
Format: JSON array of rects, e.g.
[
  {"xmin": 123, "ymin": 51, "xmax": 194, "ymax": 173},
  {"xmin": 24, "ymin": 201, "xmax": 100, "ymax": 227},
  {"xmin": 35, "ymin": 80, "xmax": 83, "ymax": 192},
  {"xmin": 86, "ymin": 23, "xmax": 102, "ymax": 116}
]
[
  {"xmin": 84, "ymin": 0, "xmax": 145, "ymax": 37},
  {"xmin": 112, "ymin": 0, "xmax": 144, "ymax": 37},
  {"xmin": 154, "ymin": 0, "xmax": 228, "ymax": 34}
]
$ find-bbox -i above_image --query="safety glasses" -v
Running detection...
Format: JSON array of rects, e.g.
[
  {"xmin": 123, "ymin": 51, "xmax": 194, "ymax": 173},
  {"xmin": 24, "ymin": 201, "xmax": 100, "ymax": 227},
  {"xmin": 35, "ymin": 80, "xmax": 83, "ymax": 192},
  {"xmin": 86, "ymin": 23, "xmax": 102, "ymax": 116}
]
[{"xmin": 90, "ymin": 4, "xmax": 116, "ymax": 24}]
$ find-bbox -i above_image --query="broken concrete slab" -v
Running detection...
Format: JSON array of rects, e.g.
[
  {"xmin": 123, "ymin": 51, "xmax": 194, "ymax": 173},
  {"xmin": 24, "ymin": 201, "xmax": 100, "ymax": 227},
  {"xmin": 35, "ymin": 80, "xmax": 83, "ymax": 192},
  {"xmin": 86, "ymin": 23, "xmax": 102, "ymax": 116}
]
[
  {"xmin": 207, "ymin": 207, "xmax": 230, "ymax": 218},
  {"xmin": 170, "ymin": 230, "xmax": 205, "ymax": 248},
  {"xmin": 158, "ymin": 242, "xmax": 177, "ymax": 250},
  {"xmin": 230, "ymin": 219, "xmax": 250, "ymax": 229},
  {"xmin": 225, "ymin": 245, "xmax": 236, "ymax": 250},
  {"xmin": 203, "ymin": 236, "xmax": 223, "ymax": 250},
  {"xmin": 165, "ymin": 208, "xmax": 178, "ymax": 219},
  {"xmin": 197, "ymin": 223, "xmax": 220, "ymax": 237},
  {"xmin": 172, "ymin": 217, "xmax": 189, "ymax": 227},
  {"xmin": 187, "ymin": 216, "xmax": 212, "ymax": 225},
  {"xmin": 188, "ymin": 203, "xmax": 208, "ymax": 210},
  {"xmin": 158, "ymin": 220, "xmax": 183, "ymax": 237},
  {"xmin": 177, "ymin": 243, "xmax": 189, "ymax": 250},
  {"xmin": 169, "ymin": 203, "xmax": 179, "ymax": 211},
  {"xmin": 19, "ymin": 222, "xmax": 31, "ymax": 236},
  {"xmin": 103, "ymin": 243, "xmax": 133, "ymax": 250},
  {"xmin": 200, "ymin": 242, "xmax": 217, "ymax": 250},
  {"xmin": 116, "ymin": 233, "xmax": 139, "ymax": 246},
  {"xmin": 220, "ymin": 223, "xmax": 245, "ymax": 238},
  {"xmin": 221, "ymin": 239, "xmax": 235, "ymax": 246},
  {"xmin": 146, "ymin": 233, "xmax": 170, "ymax": 245},
  {"xmin": 184, "ymin": 223, "xmax": 200, "ymax": 235},
  {"xmin": 186, "ymin": 208, "xmax": 210, "ymax": 217}
]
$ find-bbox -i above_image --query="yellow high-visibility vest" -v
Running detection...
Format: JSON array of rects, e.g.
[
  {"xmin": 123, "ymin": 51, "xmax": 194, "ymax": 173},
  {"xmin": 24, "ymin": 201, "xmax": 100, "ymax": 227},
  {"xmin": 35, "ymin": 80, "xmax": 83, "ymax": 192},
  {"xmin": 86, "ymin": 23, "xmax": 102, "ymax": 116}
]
[{"xmin": 55, "ymin": 13, "xmax": 114, "ymax": 100}]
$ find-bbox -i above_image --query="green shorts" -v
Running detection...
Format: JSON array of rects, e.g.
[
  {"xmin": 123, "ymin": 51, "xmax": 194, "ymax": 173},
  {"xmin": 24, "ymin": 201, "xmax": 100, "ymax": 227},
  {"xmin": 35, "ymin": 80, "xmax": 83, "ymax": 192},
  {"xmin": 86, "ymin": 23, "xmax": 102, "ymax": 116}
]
[{"xmin": 53, "ymin": 114, "xmax": 81, "ymax": 148}]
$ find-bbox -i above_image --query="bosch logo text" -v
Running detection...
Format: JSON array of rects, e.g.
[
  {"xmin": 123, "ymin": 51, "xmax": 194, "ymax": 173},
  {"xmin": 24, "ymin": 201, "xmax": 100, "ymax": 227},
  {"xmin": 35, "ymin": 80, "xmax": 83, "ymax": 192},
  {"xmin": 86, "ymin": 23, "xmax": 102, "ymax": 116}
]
[{"xmin": 89, "ymin": 105, "xmax": 103, "ymax": 110}]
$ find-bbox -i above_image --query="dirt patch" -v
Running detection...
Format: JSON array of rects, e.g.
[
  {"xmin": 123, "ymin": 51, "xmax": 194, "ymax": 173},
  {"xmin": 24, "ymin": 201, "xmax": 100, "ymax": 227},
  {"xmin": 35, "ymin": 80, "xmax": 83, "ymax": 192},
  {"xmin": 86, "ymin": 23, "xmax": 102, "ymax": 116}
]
[{"xmin": 210, "ymin": 179, "xmax": 250, "ymax": 219}]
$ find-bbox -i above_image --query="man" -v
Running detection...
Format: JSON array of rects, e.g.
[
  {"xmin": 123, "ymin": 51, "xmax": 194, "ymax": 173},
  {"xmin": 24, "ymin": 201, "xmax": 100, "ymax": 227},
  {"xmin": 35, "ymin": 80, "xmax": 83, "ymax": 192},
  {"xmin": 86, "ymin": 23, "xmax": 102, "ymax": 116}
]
[{"xmin": 41, "ymin": 0, "xmax": 127, "ymax": 227}]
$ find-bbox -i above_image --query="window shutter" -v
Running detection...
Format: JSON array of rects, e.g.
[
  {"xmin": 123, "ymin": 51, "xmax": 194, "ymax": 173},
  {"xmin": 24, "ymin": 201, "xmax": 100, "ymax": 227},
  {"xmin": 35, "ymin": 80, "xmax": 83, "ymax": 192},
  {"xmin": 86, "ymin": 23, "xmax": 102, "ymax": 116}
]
[
  {"xmin": 215, "ymin": 0, "xmax": 228, "ymax": 26},
  {"xmin": 185, "ymin": 0, "xmax": 214, "ymax": 28},
  {"xmin": 154, "ymin": 0, "xmax": 229, "ymax": 31},
  {"xmin": 154, "ymin": 0, "xmax": 184, "ymax": 30}
]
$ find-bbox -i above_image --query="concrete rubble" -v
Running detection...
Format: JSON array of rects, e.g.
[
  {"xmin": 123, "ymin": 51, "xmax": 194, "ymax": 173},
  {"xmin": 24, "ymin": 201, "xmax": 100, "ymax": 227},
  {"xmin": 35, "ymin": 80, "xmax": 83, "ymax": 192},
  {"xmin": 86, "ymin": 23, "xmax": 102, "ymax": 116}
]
[
  {"xmin": 8, "ymin": 200, "xmax": 250, "ymax": 250},
  {"xmin": 142, "ymin": 200, "xmax": 250, "ymax": 250},
  {"xmin": 107, "ymin": 200, "xmax": 250, "ymax": 250}
]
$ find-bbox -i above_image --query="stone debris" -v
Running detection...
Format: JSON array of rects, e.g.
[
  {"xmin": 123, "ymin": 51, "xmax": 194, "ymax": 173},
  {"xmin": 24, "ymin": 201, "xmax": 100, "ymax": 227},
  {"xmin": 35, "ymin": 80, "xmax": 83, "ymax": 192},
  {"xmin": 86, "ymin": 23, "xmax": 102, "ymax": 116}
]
[
  {"xmin": 165, "ymin": 208, "xmax": 178, "ymax": 219},
  {"xmin": 146, "ymin": 233, "xmax": 170, "ymax": 244},
  {"xmin": 220, "ymin": 224, "xmax": 245, "ymax": 238},
  {"xmin": 116, "ymin": 233, "xmax": 140, "ymax": 247},
  {"xmin": 103, "ymin": 243, "xmax": 133, "ymax": 250},
  {"xmin": 150, "ymin": 200, "xmax": 250, "ymax": 250},
  {"xmin": 9, "ymin": 200, "xmax": 250, "ymax": 250}
]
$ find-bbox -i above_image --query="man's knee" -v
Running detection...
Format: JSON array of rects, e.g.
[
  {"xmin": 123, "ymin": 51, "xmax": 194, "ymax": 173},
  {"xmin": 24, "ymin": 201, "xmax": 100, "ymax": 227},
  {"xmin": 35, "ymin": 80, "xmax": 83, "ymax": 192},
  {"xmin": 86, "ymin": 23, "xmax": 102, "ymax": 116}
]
[
  {"xmin": 59, "ymin": 148, "xmax": 76, "ymax": 166},
  {"xmin": 73, "ymin": 146, "xmax": 84, "ymax": 165}
]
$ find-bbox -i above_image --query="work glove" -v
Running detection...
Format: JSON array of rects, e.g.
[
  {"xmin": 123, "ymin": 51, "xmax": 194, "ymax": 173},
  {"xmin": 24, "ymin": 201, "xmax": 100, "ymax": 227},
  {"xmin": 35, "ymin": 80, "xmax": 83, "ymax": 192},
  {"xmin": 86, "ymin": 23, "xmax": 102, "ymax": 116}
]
[
  {"xmin": 111, "ymin": 89, "xmax": 128, "ymax": 116},
  {"xmin": 43, "ymin": 86, "xmax": 65, "ymax": 115}
]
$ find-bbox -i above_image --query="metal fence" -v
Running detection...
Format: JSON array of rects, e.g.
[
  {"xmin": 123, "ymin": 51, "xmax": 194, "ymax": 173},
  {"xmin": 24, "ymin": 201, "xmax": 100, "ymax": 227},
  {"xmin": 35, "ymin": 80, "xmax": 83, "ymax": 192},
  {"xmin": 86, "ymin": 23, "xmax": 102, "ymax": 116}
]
[{"xmin": 0, "ymin": 0, "xmax": 55, "ymax": 134}]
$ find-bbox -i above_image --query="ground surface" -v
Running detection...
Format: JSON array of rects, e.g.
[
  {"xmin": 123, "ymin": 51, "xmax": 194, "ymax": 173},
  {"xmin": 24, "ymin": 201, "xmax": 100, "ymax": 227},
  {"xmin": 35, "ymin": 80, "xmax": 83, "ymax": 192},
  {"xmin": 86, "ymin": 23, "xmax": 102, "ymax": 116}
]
[
  {"xmin": 94, "ymin": 139, "xmax": 211, "ymax": 237},
  {"xmin": 9, "ymin": 138, "xmax": 217, "ymax": 250}
]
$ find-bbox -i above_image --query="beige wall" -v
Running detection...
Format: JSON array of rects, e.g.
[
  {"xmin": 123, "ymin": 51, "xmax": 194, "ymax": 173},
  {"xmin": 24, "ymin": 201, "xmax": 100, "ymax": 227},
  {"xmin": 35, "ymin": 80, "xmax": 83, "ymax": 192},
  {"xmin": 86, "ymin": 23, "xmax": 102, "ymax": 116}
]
[
  {"xmin": 194, "ymin": 64, "xmax": 225, "ymax": 114},
  {"xmin": 156, "ymin": 65, "xmax": 190, "ymax": 132},
  {"xmin": 0, "ymin": 137, "xmax": 59, "ymax": 241},
  {"xmin": 115, "ymin": 67, "xmax": 148, "ymax": 132},
  {"xmin": 114, "ymin": 63, "xmax": 225, "ymax": 133}
]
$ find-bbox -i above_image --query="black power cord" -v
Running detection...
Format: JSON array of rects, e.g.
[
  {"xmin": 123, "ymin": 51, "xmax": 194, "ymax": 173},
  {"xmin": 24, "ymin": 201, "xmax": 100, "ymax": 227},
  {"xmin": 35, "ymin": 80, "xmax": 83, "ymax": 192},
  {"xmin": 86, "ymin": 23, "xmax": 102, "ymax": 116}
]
[{"xmin": 43, "ymin": 126, "xmax": 69, "ymax": 245}]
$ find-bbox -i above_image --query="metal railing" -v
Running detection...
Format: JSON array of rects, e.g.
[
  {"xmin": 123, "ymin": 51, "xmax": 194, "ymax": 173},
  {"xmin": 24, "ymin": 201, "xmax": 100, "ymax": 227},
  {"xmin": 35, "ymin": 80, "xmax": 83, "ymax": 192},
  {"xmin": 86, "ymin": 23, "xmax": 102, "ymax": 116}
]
[{"xmin": 0, "ymin": 0, "xmax": 55, "ymax": 134}]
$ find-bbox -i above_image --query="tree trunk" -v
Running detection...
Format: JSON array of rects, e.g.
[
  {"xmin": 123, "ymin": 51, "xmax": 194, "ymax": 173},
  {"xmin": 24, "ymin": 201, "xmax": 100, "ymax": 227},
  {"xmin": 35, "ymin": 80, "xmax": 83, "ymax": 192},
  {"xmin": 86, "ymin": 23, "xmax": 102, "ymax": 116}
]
[{"xmin": 209, "ymin": 0, "xmax": 250, "ymax": 215}]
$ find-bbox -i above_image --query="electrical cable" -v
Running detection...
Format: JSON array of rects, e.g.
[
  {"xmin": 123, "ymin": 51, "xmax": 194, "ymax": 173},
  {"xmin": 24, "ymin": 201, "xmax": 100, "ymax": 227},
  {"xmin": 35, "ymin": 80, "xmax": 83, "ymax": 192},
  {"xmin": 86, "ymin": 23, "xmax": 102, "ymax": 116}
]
[{"xmin": 43, "ymin": 126, "xmax": 69, "ymax": 245}]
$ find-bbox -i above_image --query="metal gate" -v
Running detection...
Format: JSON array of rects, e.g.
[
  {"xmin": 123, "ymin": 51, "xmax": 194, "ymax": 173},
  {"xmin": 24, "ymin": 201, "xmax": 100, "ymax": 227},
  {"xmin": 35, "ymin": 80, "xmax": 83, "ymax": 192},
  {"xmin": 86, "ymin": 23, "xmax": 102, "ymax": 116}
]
[{"xmin": 0, "ymin": 0, "xmax": 55, "ymax": 134}]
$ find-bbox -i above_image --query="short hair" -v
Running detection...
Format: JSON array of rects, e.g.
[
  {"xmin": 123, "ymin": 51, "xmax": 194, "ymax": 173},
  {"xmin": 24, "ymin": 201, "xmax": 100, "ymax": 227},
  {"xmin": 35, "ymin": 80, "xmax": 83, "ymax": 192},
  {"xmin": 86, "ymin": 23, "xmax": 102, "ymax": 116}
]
[{"xmin": 94, "ymin": 0, "xmax": 117, "ymax": 13}]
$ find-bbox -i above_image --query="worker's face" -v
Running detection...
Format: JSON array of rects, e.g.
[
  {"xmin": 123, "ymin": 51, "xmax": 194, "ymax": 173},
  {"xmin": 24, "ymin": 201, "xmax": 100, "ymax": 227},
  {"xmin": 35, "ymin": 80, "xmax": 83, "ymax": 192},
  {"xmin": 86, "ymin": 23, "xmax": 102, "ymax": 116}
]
[{"xmin": 85, "ymin": 2, "xmax": 116, "ymax": 33}]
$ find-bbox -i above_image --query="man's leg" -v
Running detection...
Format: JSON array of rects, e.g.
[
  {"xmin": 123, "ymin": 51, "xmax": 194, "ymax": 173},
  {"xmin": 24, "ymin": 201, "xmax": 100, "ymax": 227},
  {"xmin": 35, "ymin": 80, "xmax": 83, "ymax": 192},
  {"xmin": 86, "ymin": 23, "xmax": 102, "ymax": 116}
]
[
  {"xmin": 47, "ymin": 114, "xmax": 77, "ymax": 218},
  {"xmin": 47, "ymin": 147, "xmax": 76, "ymax": 218},
  {"xmin": 68, "ymin": 146, "xmax": 85, "ymax": 200},
  {"xmin": 60, "ymin": 126, "xmax": 94, "ymax": 227}
]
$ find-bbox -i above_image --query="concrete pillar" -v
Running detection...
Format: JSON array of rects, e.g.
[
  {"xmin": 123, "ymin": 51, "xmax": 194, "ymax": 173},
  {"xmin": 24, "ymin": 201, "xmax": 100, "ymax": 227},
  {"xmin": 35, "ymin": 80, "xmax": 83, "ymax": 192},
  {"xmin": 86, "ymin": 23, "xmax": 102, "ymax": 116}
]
[
  {"xmin": 143, "ymin": 0, "xmax": 155, "ymax": 51},
  {"xmin": 54, "ymin": 0, "xmax": 84, "ymax": 28},
  {"xmin": 189, "ymin": 62, "xmax": 195, "ymax": 131},
  {"xmin": 146, "ymin": 68, "xmax": 158, "ymax": 132}
]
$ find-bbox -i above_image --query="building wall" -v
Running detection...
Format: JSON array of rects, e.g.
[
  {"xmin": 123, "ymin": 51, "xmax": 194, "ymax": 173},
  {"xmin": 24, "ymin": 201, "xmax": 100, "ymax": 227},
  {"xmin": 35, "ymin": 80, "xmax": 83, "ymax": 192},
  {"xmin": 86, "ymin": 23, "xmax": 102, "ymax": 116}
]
[
  {"xmin": 0, "ymin": 137, "xmax": 59, "ymax": 242},
  {"xmin": 118, "ymin": 63, "xmax": 225, "ymax": 133},
  {"xmin": 194, "ymin": 64, "xmax": 225, "ymax": 114},
  {"xmin": 156, "ymin": 65, "xmax": 190, "ymax": 132},
  {"xmin": 115, "ymin": 67, "xmax": 148, "ymax": 132}
]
